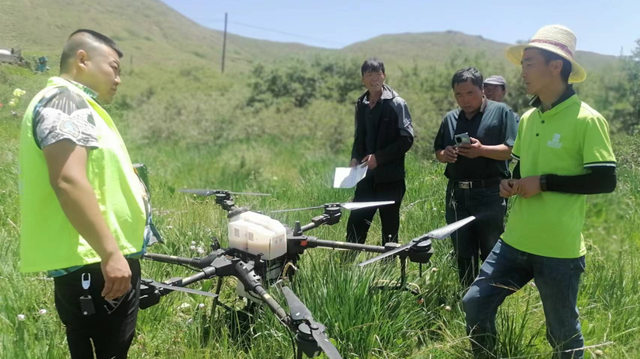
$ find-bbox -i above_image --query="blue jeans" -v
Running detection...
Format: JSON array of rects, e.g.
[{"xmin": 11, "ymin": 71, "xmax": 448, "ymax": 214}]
[{"xmin": 462, "ymin": 240, "xmax": 586, "ymax": 359}]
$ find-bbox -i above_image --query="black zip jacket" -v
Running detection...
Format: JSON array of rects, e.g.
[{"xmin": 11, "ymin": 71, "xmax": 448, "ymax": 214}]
[{"xmin": 351, "ymin": 85, "xmax": 414, "ymax": 184}]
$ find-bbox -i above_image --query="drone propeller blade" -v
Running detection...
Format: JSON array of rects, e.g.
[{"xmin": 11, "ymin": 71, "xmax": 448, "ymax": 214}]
[
  {"xmin": 358, "ymin": 241, "xmax": 415, "ymax": 267},
  {"xmin": 282, "ymin": 287, "xmax": 342, "ymax": 359},
  {"xmin": 340, "ymin": 201, "xmax": 394, "ymax": 211},
  {"xmin": 229, "ymin": 191, "xmax": 271, "ymax": 196},
  {"xmin": 310, "ymin": 324, "xmax": 342, "ymax": 359},
  {"xmin": 425, "ymin": 216, "xmax": 476, "ymax": 240},
  {"xmin": 270, "ymin": 205, "xmax": 325, "ymax": 214},
  {"xmin": 281, "ymin": 286, "xmax": 312, "ymax": 320},
  {"xmin": 271, "ymin": 201, "xmax": 394, "ymax": 214},
  {"xmin": 179, "ymin": 189, "xmax": 216, "ymax": 197},
  {"xmin": 151, "ymin": 281, "xmax": 219, "ymax": 298},
  {"xmin": 358, "ymin": 216, "xmax": 476, "ymax": 267},
  {"xmin": 180, "ymin": 189, "xmax": 271, "ymax": 197}
]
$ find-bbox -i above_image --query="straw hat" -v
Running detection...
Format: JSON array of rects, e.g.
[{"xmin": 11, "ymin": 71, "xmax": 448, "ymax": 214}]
[{"xmin": 506, "ymin": 25, "xmax": 586, "ymax": 83}]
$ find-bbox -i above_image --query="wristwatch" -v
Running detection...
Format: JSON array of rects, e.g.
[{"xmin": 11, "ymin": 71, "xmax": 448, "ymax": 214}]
[{"xmin": 540, "ymin": 174, "xmax": 548, "ymax": 192}]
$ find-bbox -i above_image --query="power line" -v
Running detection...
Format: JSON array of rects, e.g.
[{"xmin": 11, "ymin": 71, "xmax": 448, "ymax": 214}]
[
  {"xmin": 199, "ymin": 16, "xmax": 348, "ymax": 47},
  {"xmin": 228, "ymin": 20, "xmax": 347, "ymax": 47}
]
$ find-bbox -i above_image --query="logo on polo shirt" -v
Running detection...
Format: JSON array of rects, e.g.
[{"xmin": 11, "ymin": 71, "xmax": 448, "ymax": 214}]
[{"xmin": 547, "ymin": 133, "xmax": 563, "ymax": 149}]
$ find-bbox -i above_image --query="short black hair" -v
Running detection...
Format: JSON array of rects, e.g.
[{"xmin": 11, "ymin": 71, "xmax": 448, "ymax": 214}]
[
  {"xmin": 361, "ymin": 57, "xmax": 385, "ymax": 76},
  {"xmin": 451, "ymin": 67, "xmax": 484, "ymax": 89},
  {"xmin": 537, "ymin": 48, "xmax": 572, "ymax": 83},
  {"xmin": 59, "ymin": 29, "xmax": 123, "ymax": 73}
]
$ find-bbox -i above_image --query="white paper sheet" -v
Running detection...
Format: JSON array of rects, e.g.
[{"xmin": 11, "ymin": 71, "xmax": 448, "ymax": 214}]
[{"xmin": 333, "ymin": 163, "xmax": 368, "ymax": 188}]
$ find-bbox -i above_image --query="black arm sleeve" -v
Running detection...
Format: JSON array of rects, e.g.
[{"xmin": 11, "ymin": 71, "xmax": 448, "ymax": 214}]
[
  {"xmin": 513, "ymin": 161, "xmax": 521, "ymax": 179},
  {"xmin": 433, "ymin": 119, "xmax": 447, "ymax": 152},
  {"xmin": 375, "ymin": 98, "xmax": 414, "ymax": 165},
  {"xmin": 351, "ymin": 102, "xmax": 366, "ymax": 161},
  {"xmin": 546, "ymin": 166, "xmax": 616, "ymax": 194},
  {"xmin": 376, "ymin": 136, "xmax": 413, "ymax": 165}
]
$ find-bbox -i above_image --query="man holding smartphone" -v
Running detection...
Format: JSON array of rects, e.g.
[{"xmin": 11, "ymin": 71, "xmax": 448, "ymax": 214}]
[
  {"xmin": 345, "ymin": 58, "xmax": 414, "ymax": 246},
  {"xmin": 434, "ymin": 67, "xmax": 518, "ymax": 288}
]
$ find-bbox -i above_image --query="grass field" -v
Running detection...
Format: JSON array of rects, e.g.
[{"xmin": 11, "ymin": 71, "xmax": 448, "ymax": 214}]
[{"xmin": 1, "ymin": 50, "xmax": 639, "ymax": 358}]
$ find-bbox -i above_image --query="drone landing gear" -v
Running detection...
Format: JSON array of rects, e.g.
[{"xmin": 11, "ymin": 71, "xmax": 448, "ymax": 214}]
[
  {"xmin": 368, "ymin": 240, "xmax": 434, "ymax": 299},
  {"xmin": 369, "ymin": 257, "xmax": 422, "ymax": 296},
  {"xmin": 201, "ymin": 277, "xmax": 258, "ymax": 349}
]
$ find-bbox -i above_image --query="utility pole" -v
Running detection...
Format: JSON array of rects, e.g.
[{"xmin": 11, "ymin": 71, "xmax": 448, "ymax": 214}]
[{"xmin": 221, "ymin": 12, "xmax": 228, "ymax": 74}]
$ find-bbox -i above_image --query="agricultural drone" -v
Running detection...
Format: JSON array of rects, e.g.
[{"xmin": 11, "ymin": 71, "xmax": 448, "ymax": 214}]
[{"xmin": 140, "ymin": 188, "xmax": 475, "ymax": 359}]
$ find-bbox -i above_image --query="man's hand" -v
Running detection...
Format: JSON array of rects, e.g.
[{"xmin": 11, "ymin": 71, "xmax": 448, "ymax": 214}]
[
  {"xmin": 500, "ymin": 179, "xmax": 520, "ymax": 198},
  {"xmin": 349, "ymin": 158, "xmax": 359, "ymax": 167},
  {"xmin": 439, "ymin": 146, "xmax": 458, "ymax": 163},
  {"xmin": 362, "ymin": 154, "xmax": 378, "ymax": 169},
  {"xmin": 101, "ymin": 252, "xmax": 132, "ymax": 301},
  {"xmin": 457, "ymin": 137, "xmax": 484, "ymax": 159},
  {"xmin": 517, "ymin": 176, "xmax": 542, "ymax": 199}
]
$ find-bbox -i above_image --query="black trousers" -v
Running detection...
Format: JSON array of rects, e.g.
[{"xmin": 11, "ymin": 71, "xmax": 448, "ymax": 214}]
[
  {"xmin": 54, "ymin": 259, "xmax": 141, "ymax": 359},
  {"xmin": 445, "ymin": 182, "xmax": 506, "ymax": 288},
  {"xmin": 345, "ymin": 176, "xmax": 406, "ymax": 245}
]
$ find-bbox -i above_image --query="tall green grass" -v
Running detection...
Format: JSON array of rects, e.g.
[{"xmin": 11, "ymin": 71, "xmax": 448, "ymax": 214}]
[{"xmin": 1, "ymin": 60, "xmax": 639, "ymax": 358}]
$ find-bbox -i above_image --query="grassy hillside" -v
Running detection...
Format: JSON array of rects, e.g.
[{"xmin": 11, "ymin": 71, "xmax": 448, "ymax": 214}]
[
  {"xmin": 343, "ymin": 31, "xmax": 617, "ymax": 72},
  {"xmin": 0, "ymin": 0, "xmax": 323, "ymax": 71},
  {"xmin": 0, "ymin": 0, "xmax": 618, "ymax": 74}
]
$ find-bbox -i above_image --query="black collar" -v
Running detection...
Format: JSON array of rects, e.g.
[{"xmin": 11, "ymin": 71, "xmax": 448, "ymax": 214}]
[{"xmin": 530, "ymin": 85, "xmax": 576, "ymax": 110}]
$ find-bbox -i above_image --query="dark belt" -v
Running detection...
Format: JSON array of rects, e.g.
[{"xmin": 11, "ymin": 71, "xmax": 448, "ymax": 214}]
[{"xmin": 451, "ymin": 178, "xmax": 501, "ymax": 189}]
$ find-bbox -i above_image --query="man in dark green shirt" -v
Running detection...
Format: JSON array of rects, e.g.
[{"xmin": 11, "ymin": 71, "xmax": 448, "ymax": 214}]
[{"xmin": 434, "ymin": 67, "xmax": 518, "ymax": 288}]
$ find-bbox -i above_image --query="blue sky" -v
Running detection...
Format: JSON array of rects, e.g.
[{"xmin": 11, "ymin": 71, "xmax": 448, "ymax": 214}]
[{"xmin": 161, "ymin": 0, "xmax": 639, "ymax": 56}]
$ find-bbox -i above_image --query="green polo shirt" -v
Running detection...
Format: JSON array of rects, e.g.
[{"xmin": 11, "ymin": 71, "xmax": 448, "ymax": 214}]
[{"xmin": 503, "ymin": 93, "xmax": 616, "ymax": 258}]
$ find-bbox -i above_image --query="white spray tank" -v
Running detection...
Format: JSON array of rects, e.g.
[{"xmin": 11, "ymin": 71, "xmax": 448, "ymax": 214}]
[{"xmin": 227, "ymin": 211, "xmax": 287, "ymax": 260}]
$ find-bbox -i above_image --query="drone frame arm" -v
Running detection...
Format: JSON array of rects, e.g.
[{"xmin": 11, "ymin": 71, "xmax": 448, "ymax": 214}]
[
  {"xmin": 301, "ymin": 236, "xmax": 388, "ymax": 254},
  {"xmin": 232, "ymin": 261, "xmax": 291, "ymax": 325},
  {"xmin": 177, "ymin": 266, "xmax": 218, "ymax": 287},
  {"xmin": 142, "ymin": 252, "xmax": 290, "ymax": 321},
  {"xmin": 144, "ymin": 252, "xmax": 220, "ymax": 269}
]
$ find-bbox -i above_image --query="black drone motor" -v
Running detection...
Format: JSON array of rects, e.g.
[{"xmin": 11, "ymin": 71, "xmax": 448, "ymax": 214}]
[{"xmin": 408, "ymin": 239, "xmax": 433, "ymax": 264}]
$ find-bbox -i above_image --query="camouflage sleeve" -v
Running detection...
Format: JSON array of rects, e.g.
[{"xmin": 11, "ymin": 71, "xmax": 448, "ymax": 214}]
[{"xmin": 32, "ymin": 88, "xmax": 99, "ymax": 149}]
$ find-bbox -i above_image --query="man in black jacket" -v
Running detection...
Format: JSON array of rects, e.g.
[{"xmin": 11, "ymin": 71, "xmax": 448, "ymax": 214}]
[{"xmin": 346, "ymin": 58, "xmax": 414, "ymax": 245}]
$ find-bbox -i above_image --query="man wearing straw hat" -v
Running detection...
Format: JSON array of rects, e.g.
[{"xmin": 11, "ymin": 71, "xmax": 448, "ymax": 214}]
[{"xmin": 462, "ymin": 25, "xmax": 617, "ymax": 358}]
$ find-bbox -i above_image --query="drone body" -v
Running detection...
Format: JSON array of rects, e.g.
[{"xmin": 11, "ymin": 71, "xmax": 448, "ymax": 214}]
[
  {"xmin": 140, "ymin": 187, "xmax": 476, "ymax": 358},
  {"xmin": 228, "ymin": 211, "xmax": 287, "ymax": 260}
]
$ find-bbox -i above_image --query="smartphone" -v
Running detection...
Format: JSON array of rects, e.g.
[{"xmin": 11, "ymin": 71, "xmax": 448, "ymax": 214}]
[{"xmin": 454, "ymin": 132, "xmax": 471, "ymax": 147}]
